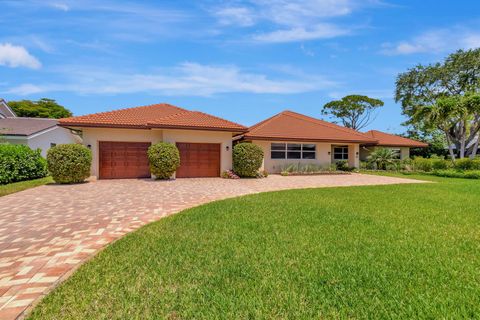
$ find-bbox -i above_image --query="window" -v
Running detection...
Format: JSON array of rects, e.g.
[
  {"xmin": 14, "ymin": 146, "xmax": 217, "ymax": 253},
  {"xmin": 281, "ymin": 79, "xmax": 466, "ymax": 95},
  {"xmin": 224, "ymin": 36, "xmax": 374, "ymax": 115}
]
[
  {"xmin": 287, "ymin": 143, "xmax": 301, "ymax": 159},
  {"xmin": 271, "ymin": 143, "xmax": 316, "ymax": 159},
  {"xmin": 271, "ymin": 143, "xmax": 286, "ymax": 159},
  {"xmin": 391, "ymin": 148, "xmax": 401, "ymax": 159},
  {"xmin": 302, "ymin": 144, "xmax": 316, "ymax": 159},
  {"xmin": 333, "ymin": 146, "xmax": 349, "ymax": 160}
]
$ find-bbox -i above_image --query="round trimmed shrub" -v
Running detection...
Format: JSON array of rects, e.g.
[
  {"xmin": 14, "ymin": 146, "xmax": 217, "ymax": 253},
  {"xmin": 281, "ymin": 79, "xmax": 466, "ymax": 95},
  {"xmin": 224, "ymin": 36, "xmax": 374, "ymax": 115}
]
[
  {"xmin": 0, "ymin": 144, "xmax": 47, "ymax": 184},
  {"xmin": 147, "ymin": 142, "xmax": 180, "ymax": 179},
  {"xmin": 47, "ymin": 144, "xmax": 92, "ymax": 184},
  {"xmin": 233, "ymin": 143, "xmax": 264, "ymax": 177}
]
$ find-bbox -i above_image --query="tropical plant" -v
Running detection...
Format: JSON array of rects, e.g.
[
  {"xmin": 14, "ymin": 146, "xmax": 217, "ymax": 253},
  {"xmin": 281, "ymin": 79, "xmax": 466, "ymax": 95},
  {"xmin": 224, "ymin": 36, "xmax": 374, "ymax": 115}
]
[
  {"xmin": 322, "ymin": 95, "xmax": 384, "ymax": 130},
  {"xmin": 232, "ymin": 143, "xmax": 264, "ymax": 177},
  {"xmin": 147, "ymin": 143, "xmax": 180, "ymax": 179},
  {"xmin": 47, "ymin": 144, "xmax": 91, "ymax": 183},
  {"xmin": 367, "ymin": 148, "xmax": 397, "ymax": 170}
]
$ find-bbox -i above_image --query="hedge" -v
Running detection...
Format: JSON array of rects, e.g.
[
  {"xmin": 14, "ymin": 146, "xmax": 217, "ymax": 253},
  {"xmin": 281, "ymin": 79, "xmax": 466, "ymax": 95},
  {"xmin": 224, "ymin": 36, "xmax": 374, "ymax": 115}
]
[
  {"xmin": 147, "ymin": 143, "xmax": 180, "ymax": 179},
  {"xmin": 0, "ymin": 144, "xmax": 47, "ymax": 184},
  {"xmin": 233, "ymin": 143, "xmax": 264, "ymax": 177},
  {"xmin": 433, "ymin": 169, "xmax": 480, "ymax": 179},
  {"xmin": 47, "ymin": 144, "xmax": 92, "ymax": 184}
]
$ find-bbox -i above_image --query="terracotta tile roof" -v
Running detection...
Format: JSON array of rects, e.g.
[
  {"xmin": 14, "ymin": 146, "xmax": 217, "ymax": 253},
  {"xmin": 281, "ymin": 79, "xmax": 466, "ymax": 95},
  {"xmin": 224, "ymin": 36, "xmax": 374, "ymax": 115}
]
[
  {"xmin": 0, "ymin": 118, "xmax": 58, "ymax": 136},
  {"xmin": 244, "ymin": 110, "xmax": 378, "ymax": 144},
  {"xmin": 364, "ymin": 130, "xmax": 428, "ymax": 147},
  {"xmin": 59, "ymin": 103, "xmax": 247, "ymax": 132}
]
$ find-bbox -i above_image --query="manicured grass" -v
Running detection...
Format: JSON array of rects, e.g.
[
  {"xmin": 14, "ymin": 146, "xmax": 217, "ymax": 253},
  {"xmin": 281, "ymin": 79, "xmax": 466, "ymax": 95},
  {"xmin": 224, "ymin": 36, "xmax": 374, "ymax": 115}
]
[
  {"xmin": 29, "ymin": 176, "xmax": 480, "ymax": 319},
  {"xmin": 0, "ymin": 176, "xmax": 53, "ymax": 197}
]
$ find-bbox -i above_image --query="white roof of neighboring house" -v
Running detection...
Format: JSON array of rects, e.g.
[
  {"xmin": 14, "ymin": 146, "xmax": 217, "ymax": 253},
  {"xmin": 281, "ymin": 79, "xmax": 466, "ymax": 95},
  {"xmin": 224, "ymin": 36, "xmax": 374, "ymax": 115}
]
[
  {"xmin": 0, "ymin": 118, "xmax": 59, "ymax": 137},
  {"xmin": 0, "ymin": 99, "xmax": 17, "ymax": 118}
]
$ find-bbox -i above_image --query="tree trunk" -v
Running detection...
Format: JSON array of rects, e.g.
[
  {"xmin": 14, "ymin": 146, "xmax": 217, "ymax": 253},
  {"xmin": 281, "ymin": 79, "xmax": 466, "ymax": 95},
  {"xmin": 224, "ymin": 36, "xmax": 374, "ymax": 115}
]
[
  {"xmin": 471, "ymin": 134, "xmax": 480, "ymax": 159},
  {"xmin": 445, "ymin": 133, "xmax": 456, "ymax": 161},
  {"xmin": 459, "ymin": 121, "xmax": 466, "ymax": 159}
]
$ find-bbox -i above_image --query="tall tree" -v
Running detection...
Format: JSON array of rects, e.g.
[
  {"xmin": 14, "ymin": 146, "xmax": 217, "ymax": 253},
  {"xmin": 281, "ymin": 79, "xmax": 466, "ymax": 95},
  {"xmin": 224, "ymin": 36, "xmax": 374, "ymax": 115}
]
[
  {"xmin": 395, "ymin": 49, "xmax": 480, "ymax": 159},
  {"xmin": 8, "ymin": 98, "xmax": 72, "ymax": 119},
  {"xmin": 402, "ymin": 129, "xmax": 448, "ymax": 158},
  {"xmin": 322, "ymin": 95, "xmax": 384, "ymax": 131}
]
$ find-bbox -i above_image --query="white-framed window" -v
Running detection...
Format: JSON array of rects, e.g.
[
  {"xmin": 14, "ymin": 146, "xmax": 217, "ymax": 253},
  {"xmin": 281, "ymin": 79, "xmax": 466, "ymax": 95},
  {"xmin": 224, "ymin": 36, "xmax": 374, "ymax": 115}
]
[
  {"xmin": 333, "ymin": 146, "xmax": 349, "ymax": 160},
  {"xmin": 271, "ymin": 143, "xmax": 316, "ymax": 159}
]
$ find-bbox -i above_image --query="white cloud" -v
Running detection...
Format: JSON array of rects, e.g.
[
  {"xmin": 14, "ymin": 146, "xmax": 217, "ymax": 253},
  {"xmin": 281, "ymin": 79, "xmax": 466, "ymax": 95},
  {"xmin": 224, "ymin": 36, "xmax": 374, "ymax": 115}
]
[
  {"xmin": 50, "ymin": 2, "xmax": 69, "ymax": 11},
  {"xmin": 7, "ymin": 84, "xmax": 44, "ymax": 95},
  {"xmin": 0, "ymin": 43, "xmax": 41, "ymax": 69},
  {"xmin": 214, "ymin": 7, "xmax": 256, "ymax": 27},
  {"xmin": 259, "ymin": 0, "xmax": 354, "ymax": 25},
  {"xmin": 5, "ymin": 62, "xmax": 336, "ymax": 96},
  {"xmin": 253, "ymin": 23, "xmax": 350, "ymax": 43},
  {"xmin": 381, "ymin": 27, "xmax": 480, "ymax": 55},
  {"xmin": 212, "ymin": 0, "xmax": 371, "ymax": 42}
]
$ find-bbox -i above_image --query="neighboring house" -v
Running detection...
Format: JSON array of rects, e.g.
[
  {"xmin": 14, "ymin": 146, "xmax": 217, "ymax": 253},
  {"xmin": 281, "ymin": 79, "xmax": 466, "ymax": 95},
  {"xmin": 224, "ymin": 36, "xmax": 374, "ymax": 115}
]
[
  {"xmin": 360, "ymin": 130, "xmax": 428, "ymax": 160},
  {"xmin": 237, "ymin": 110, "xmax": 378, "ymax": 173},
  {"xmin": 0, "ymin": 117, "xmax": 81, "ymax": 157},
  {"xmin": 0, "ymin": 99, "xmax": 17, "ymax": 118},
  {"xmin": 59, "ymin": 103, "xmax": 247, "ymax": 179}
]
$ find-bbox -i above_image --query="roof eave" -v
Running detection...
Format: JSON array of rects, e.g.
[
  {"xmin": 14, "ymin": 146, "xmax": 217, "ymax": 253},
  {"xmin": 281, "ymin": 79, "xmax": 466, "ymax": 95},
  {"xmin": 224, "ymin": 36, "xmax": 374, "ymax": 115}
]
[
  {"xmin": 375, "ymin": 143, "xmax": 429, "ymax": 148},
  {"xmin": 146, "ymin": 123, "xmax": 247, "ymax": 132},
  {"xmin": 243, "ymin": 135, "xmax": 378, "ymax": 144},
  {"xmin": 59, "ymin": 122, "xmax": 247, "ymax": 133},
  {"xmin": 58, "ymin": 123, "xmax": 150, "ymax": 130}
]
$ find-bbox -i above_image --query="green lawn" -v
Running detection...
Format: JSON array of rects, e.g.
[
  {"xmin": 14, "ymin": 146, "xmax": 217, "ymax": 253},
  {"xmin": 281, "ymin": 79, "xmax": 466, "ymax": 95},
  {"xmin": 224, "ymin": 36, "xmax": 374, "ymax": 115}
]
[
  {"xmin": 0, "ymin": 176, "xmax": 53, "ymax": 197},
  {"xmin": 29, "ymin": 175, "xmax": 480, "ymax": 319}
]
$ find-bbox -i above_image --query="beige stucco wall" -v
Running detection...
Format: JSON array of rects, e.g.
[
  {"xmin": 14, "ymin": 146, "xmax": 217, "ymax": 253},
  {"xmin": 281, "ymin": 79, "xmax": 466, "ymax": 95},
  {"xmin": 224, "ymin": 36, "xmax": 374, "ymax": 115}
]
[
  {"xmin": 252, "ymin": 140, "xmax": 360, "ymax": 173},
  {"xmin": 80, "ymin": 127, "xmax": 233, "ymax": 178},
  {"xmin": 347, "ymin": 143, "xmax": 360, "ymax": 168},
  {"xmin": 360, "ymin": 146, "xmax": 410, "ymax": 161},
  {"xmin": 163, "ymin": 129, "xmax": 233, "ymax": 175}
]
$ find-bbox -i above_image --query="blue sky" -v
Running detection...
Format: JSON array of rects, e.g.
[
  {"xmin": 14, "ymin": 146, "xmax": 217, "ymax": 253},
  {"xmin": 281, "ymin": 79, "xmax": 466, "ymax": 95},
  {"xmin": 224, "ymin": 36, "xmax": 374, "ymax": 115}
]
[{"xmin": 1, "ymin": 0, "xmax": 479, "ymax": 132}]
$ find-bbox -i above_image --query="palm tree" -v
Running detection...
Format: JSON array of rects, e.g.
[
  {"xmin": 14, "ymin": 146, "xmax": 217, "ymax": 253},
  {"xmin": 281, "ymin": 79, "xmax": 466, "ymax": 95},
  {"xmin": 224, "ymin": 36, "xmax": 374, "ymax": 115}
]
[{"xmin": 367, "ymin": 148, "xmax": 397, "ymax": 170}]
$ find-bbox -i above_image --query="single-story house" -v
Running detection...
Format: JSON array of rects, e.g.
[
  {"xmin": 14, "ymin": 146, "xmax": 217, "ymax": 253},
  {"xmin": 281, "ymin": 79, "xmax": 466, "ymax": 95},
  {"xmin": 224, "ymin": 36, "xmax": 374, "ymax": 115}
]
[
  {"xmin": 360, "ymin": 130, "xmax": 428, "ymax": 160},
  {"xmin": 0, "ymin": 100, "xmax": 81, "ymax": 157},
  {"xmin": 59, "ymin": 103, "xmax": 247, "ymax": 179},
  {"xmin": 236, "ymin": 110, "xmax": 378, "ymax": 173}
]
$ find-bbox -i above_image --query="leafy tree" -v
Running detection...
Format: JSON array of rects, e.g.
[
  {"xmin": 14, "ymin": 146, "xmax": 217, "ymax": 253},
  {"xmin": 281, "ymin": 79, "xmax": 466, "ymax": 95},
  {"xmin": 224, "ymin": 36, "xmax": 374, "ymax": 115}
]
[
  {"xmin": 367, "ymin": 148, "xmax": 397, "ymax": 170},
  {"xmin": 395, "ymin": 49, "xmax": 480, "ymax": 159},
  {"xmin": 8, "ymin": 98, "xmax": 72, "ymax": 119},
  {"xmin": 402, "ymin": 129, "xmax": 448, "ymax": 158},
  {"xmin": 322, "ymin": 95, "xmax": 384, "ymax": 131},
  {"xmin": 410, "ymin": 93, "xmax": 480, "ymax": 159}
]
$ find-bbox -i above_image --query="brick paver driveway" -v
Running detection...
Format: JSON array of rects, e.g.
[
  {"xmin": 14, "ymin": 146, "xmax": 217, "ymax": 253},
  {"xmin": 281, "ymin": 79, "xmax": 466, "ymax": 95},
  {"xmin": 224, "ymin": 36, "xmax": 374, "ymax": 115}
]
[{"xmin": 0, "ymin": 174, "xmax": 425, "ymax": 319}]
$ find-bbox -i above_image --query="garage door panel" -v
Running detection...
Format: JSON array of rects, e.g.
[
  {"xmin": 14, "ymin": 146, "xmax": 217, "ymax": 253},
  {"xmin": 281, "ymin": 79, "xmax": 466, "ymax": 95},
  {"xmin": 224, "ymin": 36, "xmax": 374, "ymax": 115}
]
[
  {"xmin": 176, "ymin": 143, "xmax": 220, "ymax": 178},
  {"xmin": 99, "ymin": 141, "xmax": 151, "ymax": 179}
]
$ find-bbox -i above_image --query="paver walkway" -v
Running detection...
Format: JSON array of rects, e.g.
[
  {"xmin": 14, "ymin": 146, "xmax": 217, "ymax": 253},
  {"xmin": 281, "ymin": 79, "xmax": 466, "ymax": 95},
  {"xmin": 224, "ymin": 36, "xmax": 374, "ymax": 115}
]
[{"xmin": 0, "ymin": 174, "xmax": 425, "ymax": 319}]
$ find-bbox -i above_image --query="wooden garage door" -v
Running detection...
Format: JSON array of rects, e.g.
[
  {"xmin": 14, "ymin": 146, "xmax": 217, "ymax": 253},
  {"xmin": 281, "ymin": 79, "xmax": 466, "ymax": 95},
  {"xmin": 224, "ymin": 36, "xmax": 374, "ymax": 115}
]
[
  {"xmin": 99, "ymin": 141, "xmax": 151, "ymax": 179},
  {"xmin": 176, "ymin": 143, "xmax": 220, "ymax": 178}
]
